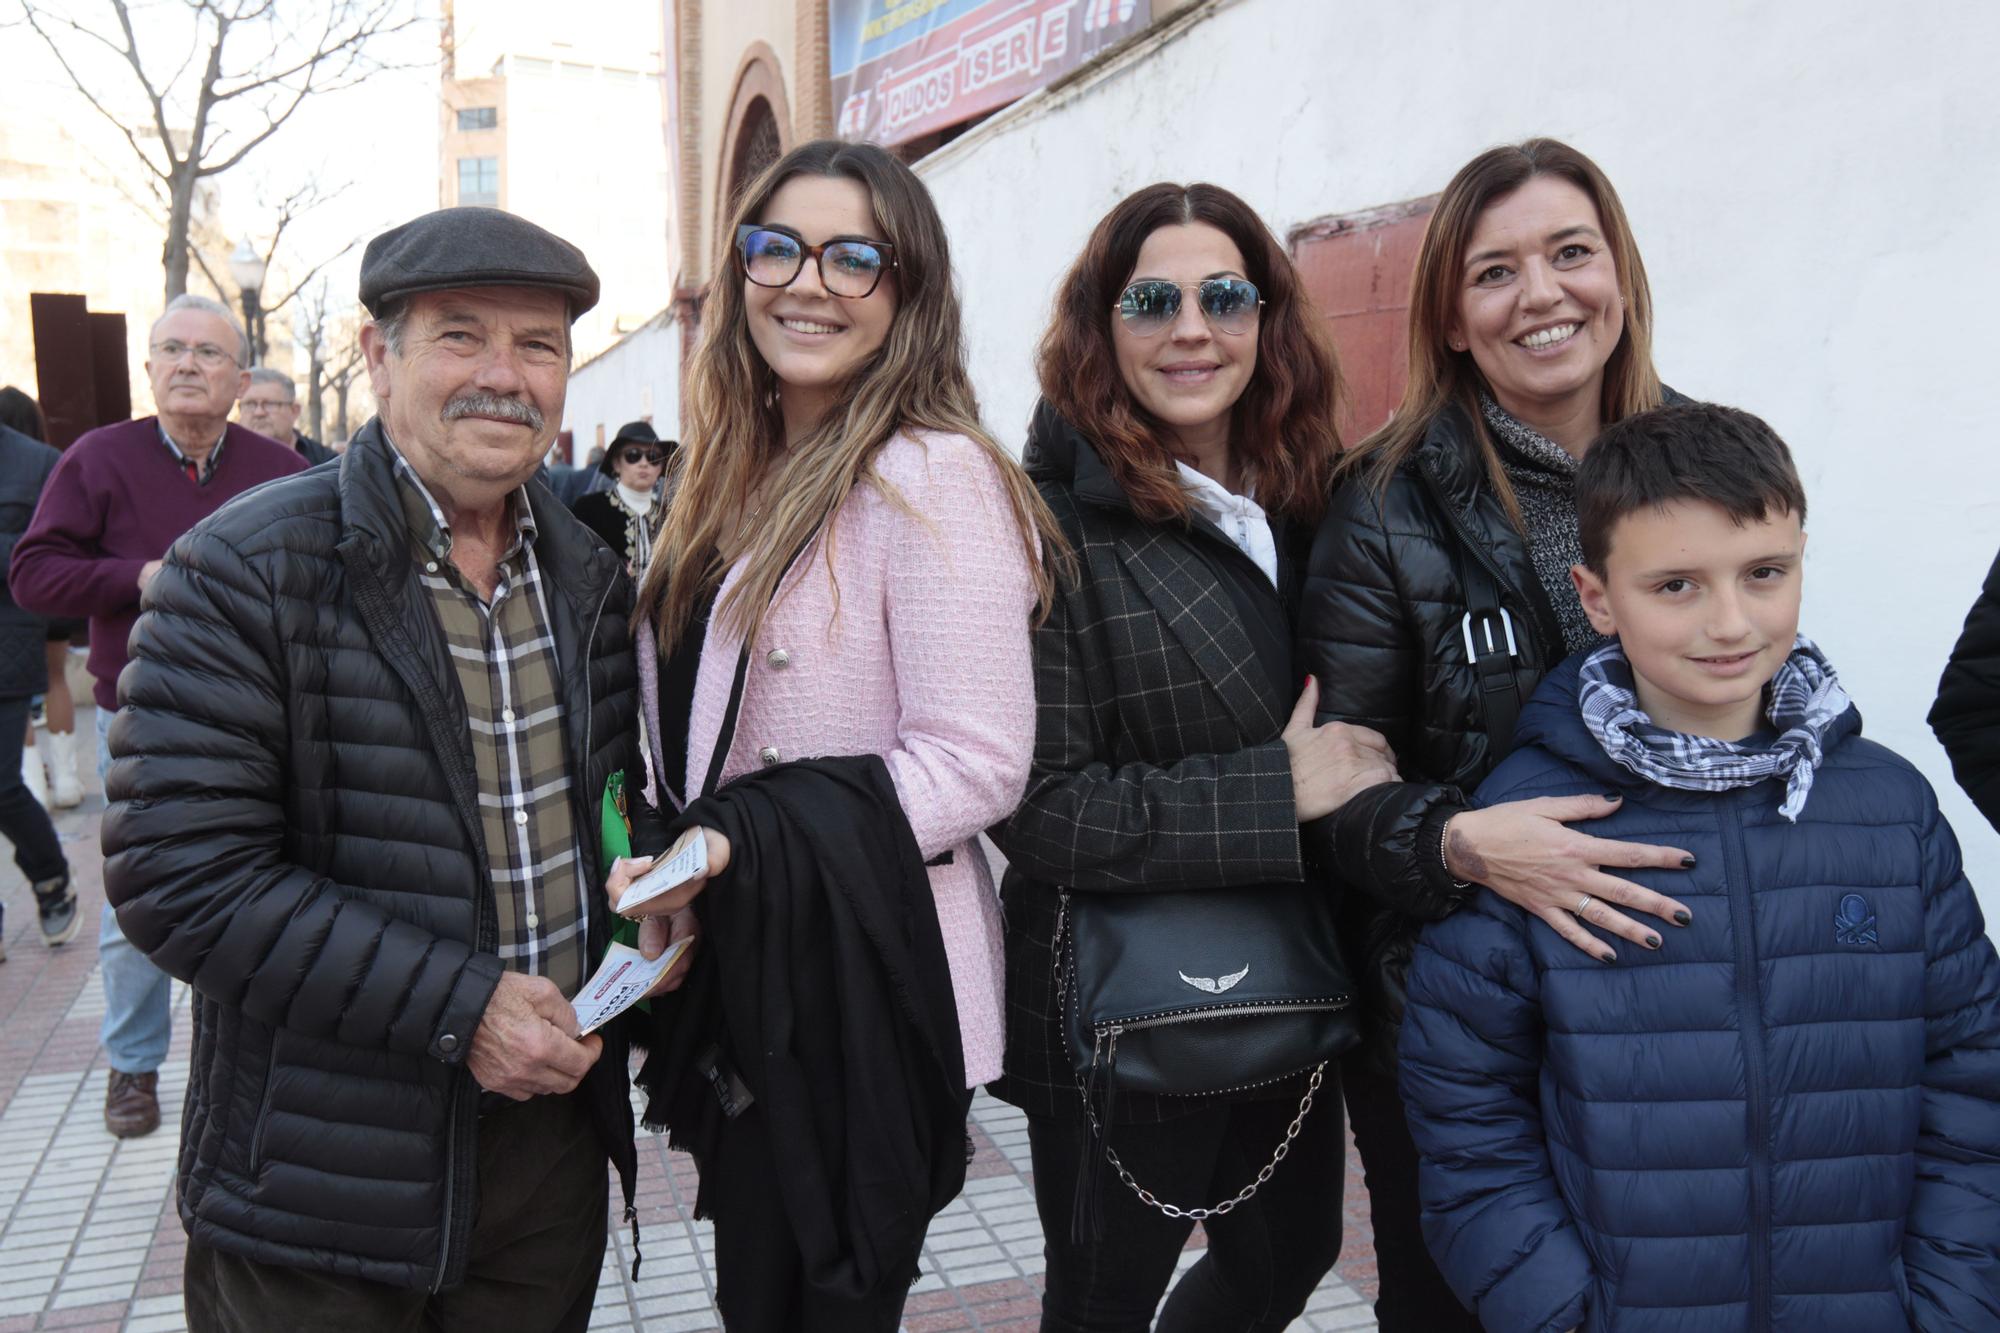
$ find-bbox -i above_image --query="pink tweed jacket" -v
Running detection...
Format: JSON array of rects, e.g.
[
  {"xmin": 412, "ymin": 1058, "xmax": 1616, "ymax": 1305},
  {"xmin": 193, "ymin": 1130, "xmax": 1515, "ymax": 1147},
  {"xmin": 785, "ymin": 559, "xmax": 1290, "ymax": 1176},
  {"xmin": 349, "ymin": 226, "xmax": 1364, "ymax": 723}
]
[{"xmin": 681, "ymin": 430, "xmax": 1037, "ymax": 1087}]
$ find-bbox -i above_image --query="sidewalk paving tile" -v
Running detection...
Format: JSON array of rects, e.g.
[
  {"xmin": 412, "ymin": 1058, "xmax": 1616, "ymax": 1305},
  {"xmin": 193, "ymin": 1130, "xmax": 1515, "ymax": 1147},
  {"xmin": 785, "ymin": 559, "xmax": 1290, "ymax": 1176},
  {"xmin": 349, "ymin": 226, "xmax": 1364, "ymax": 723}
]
[{"xmin": 1, "ymin": 714, "xmax": 1380, "ymax": 1330}]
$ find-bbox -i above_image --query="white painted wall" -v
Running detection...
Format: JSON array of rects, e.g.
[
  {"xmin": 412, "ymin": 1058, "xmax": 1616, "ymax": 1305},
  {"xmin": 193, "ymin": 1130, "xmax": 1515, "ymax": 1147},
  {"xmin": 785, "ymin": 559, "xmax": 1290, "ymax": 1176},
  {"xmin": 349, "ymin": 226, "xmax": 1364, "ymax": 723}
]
[
  {"xmin": 917, "ymin": 0, "xmax": 2000, "ymax": 911},
  {"xmin": 561, "ymin": 309, "xmax": 682, "ymax": 464}
]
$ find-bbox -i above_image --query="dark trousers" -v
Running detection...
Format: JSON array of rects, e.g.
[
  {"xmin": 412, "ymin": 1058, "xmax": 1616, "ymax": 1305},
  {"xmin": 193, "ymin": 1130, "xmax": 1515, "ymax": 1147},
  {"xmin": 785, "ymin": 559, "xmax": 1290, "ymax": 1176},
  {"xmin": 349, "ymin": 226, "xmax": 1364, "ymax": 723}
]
[
  {"xmin": 184, "ymin": 1090, "xmax": 608, "ymax": 1333},
  {"xmin": 1026, "ymin": 1077, "xmax": 1348, "ymax": 1333},
  {"xmin": 1341, "ymin": 1054, "xmax": 1483, "ymax": 1332},
  {"xmin": 0, "ymin": 694, "xmax": 65, "ymax": 885},
  {"xmin": 702, "ymin": 1094, "xmax": 973, "ymax": 1332}
]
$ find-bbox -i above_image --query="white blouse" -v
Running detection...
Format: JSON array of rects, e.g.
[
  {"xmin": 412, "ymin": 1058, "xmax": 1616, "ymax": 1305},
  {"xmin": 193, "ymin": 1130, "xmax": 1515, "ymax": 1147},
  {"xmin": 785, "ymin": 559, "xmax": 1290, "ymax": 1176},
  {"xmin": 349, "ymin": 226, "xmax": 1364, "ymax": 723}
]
[{"xmin": 1175, "ymin": 460, "xmax": 1277, "ymax": 587}]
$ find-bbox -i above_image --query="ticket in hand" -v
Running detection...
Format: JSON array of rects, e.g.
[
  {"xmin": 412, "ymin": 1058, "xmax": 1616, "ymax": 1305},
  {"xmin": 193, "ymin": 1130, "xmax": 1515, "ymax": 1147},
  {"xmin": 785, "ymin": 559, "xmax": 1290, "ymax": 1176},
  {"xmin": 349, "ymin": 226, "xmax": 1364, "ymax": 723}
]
[
  {"xmin": 572, "ymin": 940, "xmax": 690, "ymax": 1035},
  {"xmin": 617, "ymin": 826, "xmax": 709, "ymax": 914}
]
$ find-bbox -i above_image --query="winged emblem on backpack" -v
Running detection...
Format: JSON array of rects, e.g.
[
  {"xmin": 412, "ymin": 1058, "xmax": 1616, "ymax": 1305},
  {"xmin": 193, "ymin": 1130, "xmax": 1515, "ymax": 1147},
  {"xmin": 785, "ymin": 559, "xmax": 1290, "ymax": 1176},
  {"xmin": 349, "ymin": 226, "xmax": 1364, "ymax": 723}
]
[{"xmin": 1179, "ymin": 965, "xmax": 1249, "ymax": 994}]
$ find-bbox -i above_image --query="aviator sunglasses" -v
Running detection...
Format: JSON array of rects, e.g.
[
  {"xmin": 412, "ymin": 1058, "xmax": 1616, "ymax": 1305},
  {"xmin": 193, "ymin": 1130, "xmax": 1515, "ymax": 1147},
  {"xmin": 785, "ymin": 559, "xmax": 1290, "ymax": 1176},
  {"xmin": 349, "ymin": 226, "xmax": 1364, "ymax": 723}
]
[
  {"xmin": 1115, "ymin": 277, "xmax": 1264, "ymax": 337},
  {"xmin": 617, "ymin": 446, "xmax": 667, "ymax": 466},
  {"xmin": 737, "ymin": 223, "xmax": 897, "ymax": 299}
]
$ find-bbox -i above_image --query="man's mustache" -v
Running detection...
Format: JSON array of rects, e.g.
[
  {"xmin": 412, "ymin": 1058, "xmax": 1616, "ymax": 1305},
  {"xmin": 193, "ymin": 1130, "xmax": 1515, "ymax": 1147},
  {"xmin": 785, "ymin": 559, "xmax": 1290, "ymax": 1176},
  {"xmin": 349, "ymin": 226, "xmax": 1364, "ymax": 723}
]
[{"xmin": 442, "ymin": 392, "xmax": 544, "ymax": 431}]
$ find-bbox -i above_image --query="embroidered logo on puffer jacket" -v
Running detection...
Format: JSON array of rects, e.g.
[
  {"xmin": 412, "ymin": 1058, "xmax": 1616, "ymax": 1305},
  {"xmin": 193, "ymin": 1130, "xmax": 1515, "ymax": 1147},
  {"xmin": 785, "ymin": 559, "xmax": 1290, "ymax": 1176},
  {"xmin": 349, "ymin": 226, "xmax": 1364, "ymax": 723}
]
[{"xmin": 1835, "ymin": 893, "xmax": 1878, "ymax": 946}]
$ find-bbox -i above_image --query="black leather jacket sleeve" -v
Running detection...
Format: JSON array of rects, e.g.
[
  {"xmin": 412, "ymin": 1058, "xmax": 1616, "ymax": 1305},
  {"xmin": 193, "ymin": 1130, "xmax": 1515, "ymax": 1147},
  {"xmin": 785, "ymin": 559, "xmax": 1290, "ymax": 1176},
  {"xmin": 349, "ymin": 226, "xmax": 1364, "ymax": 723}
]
[
  {"xmin": 1931, "ymin": 546, "xmax": 2000, "ymax": 832},
  {"xmin": 1297, "ymin": 476, "xmax": 1472, "ymax": 920},
  {"xmin": 101, "ymin": 527, "xmax": 503, "ymax": 1064}
]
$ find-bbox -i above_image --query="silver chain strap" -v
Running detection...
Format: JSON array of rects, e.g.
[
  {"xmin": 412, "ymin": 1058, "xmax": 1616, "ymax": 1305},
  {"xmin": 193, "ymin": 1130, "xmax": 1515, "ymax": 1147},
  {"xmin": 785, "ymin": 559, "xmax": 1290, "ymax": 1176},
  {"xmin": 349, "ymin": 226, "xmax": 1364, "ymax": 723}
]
[
  {"xmin": 1057, "ymin": 891, "xmax": 1331, "ymax": 1221},
  {"xmin": 1088, "ymin": 1059, "xmax": 1327, "ymax": 1221}
]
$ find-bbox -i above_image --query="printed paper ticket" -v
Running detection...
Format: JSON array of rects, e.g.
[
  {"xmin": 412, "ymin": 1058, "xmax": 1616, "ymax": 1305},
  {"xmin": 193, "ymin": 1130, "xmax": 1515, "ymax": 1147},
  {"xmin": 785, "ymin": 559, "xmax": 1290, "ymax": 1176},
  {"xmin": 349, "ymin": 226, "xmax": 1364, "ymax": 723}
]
[
  {"xmin": 572, "ymin": 939, "xmax": 689, "ymax": 1035},
  {"xmin": 616, "ymin": 826, "xmax": 709, "ymax": 914}
]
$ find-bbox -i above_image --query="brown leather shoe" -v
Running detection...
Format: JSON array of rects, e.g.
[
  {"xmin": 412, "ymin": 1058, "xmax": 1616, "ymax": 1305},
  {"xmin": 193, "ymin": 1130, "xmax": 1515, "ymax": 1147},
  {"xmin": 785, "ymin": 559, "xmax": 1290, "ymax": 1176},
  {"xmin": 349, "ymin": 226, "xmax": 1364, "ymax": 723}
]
[{"xmin": 105, "ymin": 1070, "xmax": 161, "ymax": 1139}]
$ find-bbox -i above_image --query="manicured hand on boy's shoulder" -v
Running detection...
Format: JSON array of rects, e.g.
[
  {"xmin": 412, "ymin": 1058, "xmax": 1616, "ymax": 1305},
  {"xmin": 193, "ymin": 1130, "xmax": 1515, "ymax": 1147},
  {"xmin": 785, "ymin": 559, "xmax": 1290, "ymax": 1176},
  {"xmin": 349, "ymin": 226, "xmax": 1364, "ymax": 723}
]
[{"xmin": 1445, "ymin": 793, "xmax": 1694, "ymax": 962}]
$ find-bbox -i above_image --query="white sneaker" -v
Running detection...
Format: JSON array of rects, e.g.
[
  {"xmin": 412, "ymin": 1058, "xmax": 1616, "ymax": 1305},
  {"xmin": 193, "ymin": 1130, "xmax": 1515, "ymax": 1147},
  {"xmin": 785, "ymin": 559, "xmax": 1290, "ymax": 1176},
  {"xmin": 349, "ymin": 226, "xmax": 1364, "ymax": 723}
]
[
  {"xmin": 21, "ymin": 741, "xmax": 50, "ymax": 808},
  {"xmin": 44, "ymin": 729, "xmax": 83, "ymax": 808}
]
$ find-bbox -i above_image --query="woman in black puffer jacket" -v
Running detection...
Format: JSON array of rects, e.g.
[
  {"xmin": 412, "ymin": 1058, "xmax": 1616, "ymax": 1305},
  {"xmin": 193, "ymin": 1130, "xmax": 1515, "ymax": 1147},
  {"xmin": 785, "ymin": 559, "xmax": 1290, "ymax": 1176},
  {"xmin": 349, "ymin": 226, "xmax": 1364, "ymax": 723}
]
[
  {"xmin": 1297, "ymin": 139, "xmax": 1698, "ymax": 1332},
  {"xmin": 1932, "ymin": 544, "xmax": 2000, "ymax": 832}
]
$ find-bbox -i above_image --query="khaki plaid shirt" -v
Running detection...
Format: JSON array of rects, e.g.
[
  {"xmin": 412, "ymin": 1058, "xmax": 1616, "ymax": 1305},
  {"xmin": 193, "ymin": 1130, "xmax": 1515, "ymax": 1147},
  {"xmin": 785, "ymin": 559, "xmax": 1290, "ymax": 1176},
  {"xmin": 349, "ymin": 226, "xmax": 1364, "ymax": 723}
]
[{"xmin": 390, "ymin": 446, "xmax": 587, "ymax": 998}]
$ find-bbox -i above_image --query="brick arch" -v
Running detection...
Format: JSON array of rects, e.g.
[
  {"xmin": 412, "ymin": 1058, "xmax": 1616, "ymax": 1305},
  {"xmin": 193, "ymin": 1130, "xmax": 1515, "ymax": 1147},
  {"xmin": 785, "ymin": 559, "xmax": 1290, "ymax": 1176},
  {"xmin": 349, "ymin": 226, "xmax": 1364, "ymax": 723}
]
[{"xmin": 715, "ymin": 43, "xmax": 793, "ymax": 262}]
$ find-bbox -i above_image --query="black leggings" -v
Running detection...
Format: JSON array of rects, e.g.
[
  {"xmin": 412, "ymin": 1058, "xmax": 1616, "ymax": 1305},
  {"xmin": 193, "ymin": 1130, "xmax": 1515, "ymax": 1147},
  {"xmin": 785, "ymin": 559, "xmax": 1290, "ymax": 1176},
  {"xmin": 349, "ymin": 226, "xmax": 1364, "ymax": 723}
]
[
  {"xmin": 1341, "ymin": 1053, "xmax": 1483, "ymax": 1332},
  {"xmin": 1026, "ymin": 1076, "xmax": 1348, "ymax": 1333}
]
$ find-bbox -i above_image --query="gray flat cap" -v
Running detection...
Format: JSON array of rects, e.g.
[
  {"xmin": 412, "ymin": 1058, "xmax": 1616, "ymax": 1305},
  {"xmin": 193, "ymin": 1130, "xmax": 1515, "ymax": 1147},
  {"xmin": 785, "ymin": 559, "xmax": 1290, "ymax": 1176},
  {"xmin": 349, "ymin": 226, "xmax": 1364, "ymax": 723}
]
[{"xmin": 359, "ymin": 206, "xmax": 599, "ymax": 319}]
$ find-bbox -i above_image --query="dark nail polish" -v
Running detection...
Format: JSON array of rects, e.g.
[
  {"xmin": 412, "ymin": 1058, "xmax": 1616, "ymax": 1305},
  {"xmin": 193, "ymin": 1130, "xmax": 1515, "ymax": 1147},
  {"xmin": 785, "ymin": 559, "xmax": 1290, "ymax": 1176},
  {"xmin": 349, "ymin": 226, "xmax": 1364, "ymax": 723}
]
[
  {"xmin": 1601, "ymin": 952, "xmax": 1618, "ymax": 964},
  {"xmin": 1604, "ymin": 791, "xmax": 1623, "ymax": 802},
  {"xmin": 1681, "ymin": 856, "xmax": 1698, "ymax": 869},
  {"xmin": 1673, "ymin": 910, "xmax": 1692, "ymax": 926},
  {"xmin": 1645, "ymin": 934, "xmax": 1662, "ymax": 949}
]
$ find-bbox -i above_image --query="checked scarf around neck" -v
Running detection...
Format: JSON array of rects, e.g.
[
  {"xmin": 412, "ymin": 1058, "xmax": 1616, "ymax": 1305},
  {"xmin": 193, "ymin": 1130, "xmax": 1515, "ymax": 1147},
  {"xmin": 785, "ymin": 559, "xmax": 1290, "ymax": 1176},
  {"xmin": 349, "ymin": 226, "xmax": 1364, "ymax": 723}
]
[{"xmin": 1578, "ymin": 636, "xmax": 1851, "ymax": 821}]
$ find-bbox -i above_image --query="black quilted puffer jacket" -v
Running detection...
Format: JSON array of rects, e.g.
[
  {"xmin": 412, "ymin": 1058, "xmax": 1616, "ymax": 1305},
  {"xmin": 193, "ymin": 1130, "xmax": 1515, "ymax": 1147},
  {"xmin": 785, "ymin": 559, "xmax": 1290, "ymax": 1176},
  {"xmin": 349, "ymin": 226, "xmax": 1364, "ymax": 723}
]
[
  {"xmin": 101, "ymin": 420, "xmax": 642, "ymax": 1291},
  {"xmin": 1297, "ymin": 400, "xmax": 1562, "ymax": 1065}
]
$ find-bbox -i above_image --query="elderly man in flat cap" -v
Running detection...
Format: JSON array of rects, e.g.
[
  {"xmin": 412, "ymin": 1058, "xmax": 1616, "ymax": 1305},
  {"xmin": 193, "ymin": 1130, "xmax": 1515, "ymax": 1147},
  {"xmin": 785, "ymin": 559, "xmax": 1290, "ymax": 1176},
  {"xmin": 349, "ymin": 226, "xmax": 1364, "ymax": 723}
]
[{"xmin": 101, "ymin": 208, "xmax": 692, "ymax": 1331}]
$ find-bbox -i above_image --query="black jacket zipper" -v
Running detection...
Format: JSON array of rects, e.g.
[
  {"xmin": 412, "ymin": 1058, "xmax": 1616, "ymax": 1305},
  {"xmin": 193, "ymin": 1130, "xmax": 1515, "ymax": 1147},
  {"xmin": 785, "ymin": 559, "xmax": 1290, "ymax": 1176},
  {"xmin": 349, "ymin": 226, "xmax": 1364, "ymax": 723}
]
[{"xmin": 340, "ymin": 544, "xmax": 493, "ymax": 1296}]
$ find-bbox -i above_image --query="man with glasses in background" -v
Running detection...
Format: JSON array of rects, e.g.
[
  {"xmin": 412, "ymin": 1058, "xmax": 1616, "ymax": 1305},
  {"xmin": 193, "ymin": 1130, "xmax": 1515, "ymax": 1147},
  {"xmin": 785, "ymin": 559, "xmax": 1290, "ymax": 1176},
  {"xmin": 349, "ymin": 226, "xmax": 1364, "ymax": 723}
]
[
  {"xmin": 9, "ymin": 292, "xmax": 306, "ymax": 1139},
  {"xmin": 238, "ymin": 366, "xmax": 336, "ymax": 465}
]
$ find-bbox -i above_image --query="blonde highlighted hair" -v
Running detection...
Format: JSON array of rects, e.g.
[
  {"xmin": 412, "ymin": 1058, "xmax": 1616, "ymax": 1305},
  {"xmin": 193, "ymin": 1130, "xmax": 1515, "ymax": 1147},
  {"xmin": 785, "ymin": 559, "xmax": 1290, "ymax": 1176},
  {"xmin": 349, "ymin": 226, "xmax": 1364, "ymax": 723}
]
[
  {"xmin": 635, "ymin": 139, "xmax": 1064, "ymax": 655},
  {"xmin": 1344, "ymin": 138, "xmax": 1663, "ymax": 522}
]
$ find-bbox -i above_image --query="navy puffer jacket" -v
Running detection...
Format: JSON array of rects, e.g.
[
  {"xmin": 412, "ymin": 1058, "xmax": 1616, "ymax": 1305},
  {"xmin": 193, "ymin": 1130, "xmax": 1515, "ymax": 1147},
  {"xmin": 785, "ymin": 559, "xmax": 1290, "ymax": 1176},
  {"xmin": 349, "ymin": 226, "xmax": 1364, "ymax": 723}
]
[{"xmin": 1399, "ymin": 655, "xmax": 2000, "ymax": 1333}]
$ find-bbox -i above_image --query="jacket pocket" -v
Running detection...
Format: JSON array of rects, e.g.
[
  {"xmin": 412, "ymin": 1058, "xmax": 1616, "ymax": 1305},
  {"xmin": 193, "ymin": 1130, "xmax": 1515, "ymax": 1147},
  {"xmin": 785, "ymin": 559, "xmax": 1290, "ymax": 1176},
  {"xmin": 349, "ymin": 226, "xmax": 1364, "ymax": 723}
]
[{"xmin": 246, "ymin": 1034, "xmax": 284, "ymax": 1178}]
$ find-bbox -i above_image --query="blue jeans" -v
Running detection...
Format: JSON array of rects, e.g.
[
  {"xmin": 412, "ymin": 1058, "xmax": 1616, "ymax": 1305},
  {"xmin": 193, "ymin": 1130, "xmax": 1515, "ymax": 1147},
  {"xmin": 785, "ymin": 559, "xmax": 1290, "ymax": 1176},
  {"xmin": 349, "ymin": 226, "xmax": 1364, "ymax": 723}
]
[{"xmin": 97, "ymin": 705, "xmax": 171, "ymax": 1074}]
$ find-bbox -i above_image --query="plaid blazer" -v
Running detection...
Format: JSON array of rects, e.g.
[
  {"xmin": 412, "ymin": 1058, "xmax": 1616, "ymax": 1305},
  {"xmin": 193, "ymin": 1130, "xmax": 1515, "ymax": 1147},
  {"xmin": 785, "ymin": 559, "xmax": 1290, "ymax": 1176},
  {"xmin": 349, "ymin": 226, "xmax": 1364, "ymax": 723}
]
[{"xmin": 988, "ymin": 409, "xmax": 1310, "ymax": 1122}]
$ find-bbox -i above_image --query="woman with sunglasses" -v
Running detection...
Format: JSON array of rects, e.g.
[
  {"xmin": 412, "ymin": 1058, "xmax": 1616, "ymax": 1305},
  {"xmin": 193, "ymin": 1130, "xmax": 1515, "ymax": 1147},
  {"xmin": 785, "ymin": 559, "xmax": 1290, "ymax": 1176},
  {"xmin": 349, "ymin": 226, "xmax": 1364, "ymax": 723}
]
[
  {"xmin": 989, "ymin": 182, "xmax": 1396, "ymax": 1332},
  {"xmin": 1296, "ymin": 139, "xmax": 1696, "ymax": 1331},
  {"xmin": 613, "ymin": 139, "xmax": 1062, "ymax": 1330},
  {"xmin": 570, "ymin": 421, "xmax": 673, "ymax": 575}
]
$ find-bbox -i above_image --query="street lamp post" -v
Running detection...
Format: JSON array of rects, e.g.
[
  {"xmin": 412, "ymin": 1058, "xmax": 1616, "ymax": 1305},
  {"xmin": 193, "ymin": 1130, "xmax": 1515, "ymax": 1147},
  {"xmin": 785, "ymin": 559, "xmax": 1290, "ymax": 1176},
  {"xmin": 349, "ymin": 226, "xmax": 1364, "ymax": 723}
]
[{"xmin": 228, "ymin": 239, "xmax": 269, "ymax": 367}]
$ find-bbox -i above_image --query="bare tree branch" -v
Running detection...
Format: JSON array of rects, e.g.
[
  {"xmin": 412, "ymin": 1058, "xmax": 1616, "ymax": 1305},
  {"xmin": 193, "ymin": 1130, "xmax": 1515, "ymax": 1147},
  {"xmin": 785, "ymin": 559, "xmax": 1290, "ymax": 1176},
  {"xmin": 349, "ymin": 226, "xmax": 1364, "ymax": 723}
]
[
  {"xmin": 189, "ymin": 244, "xmax": 227, "ymax": 297},
  {"xmin": 110, "ymin": 0, "xmax": 190, "ymax": 174},
  {"xmin": 16, "ymin": 3, "xmax": 171, "ymax": 182},
  {"xmin": 214, "ymin": 0, "xmax": 412, "ymax": 101},
  {"xmin": 19, "ymin": 0, "xmax": 419, "ymax": 300},
  {"xmin": 262, "ymin": 234, "xmax": 361, "ymax": 317}
]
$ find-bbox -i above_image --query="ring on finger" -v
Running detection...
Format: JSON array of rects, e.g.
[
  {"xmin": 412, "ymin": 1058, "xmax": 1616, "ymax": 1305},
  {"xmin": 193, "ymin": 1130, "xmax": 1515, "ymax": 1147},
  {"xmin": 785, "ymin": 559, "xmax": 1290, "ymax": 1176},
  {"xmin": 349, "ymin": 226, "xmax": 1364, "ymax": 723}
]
[{"xmin": 1576, "ymin": 894, "xmax": 1594, "ymax": 916}]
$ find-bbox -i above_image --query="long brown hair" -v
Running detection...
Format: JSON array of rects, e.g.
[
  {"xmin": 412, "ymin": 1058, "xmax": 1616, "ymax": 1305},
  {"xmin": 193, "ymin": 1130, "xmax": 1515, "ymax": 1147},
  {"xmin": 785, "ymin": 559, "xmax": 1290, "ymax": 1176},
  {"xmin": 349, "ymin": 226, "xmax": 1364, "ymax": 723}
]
[
  {"xmin": 1344, "ymin": 138, "xmax": 1662, "ymax": 521},
  {"xmin": 637, "ymin": 139, "xmax": 1063, "ymax": 655},
  {"xmin": 1036, "ymin": 182, "xmax": 1344, "ymax": 526}
]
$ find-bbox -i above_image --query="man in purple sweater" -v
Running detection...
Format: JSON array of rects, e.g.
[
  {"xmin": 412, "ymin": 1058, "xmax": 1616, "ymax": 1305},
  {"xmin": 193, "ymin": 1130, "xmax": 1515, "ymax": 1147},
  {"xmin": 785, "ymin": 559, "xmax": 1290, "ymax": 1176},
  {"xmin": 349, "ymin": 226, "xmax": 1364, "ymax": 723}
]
[{"xmin": 10, "ymin": 292, "xmax": 306, "ymax": 1138}]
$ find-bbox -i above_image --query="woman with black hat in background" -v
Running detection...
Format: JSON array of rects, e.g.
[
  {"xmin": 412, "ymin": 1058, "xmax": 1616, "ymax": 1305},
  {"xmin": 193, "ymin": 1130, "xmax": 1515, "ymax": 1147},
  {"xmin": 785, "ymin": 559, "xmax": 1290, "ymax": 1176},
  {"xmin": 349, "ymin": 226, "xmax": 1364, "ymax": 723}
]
[{"xmin": 572, "ymin": 420, "xmax": 673, "ymax": 574}]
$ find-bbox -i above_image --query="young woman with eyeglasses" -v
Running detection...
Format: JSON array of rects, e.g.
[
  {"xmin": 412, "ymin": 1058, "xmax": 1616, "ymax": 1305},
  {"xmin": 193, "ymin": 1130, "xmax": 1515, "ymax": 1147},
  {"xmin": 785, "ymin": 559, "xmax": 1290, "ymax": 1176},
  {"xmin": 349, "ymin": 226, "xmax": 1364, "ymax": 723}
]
[
  {"xmin": 987, "ymin": 182, "xmax": 1397, "ymax": 1332},
  {"xmin": 611, "ymin": 138, "xmax": 1063, "ymax": 1330},
  {"xmin": 570, "ymin": 422, "xmax": 673, "ymax": 574}
]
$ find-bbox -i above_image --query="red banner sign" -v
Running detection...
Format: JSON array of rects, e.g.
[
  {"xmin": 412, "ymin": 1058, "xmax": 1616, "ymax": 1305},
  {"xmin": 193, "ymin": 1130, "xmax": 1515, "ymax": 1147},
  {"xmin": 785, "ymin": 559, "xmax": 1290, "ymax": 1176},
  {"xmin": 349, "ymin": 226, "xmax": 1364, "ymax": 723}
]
[{"xmin": 831, "ymin": 0, "xmax": 1151, "ymax": 147}]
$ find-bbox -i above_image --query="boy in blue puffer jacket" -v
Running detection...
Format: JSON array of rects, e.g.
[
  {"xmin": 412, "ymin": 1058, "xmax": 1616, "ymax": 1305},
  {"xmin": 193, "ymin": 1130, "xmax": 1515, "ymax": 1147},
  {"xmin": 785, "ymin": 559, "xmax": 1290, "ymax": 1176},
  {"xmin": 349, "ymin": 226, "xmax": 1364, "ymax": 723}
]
[{"xmin": 1399, "ymin": 402, "xmax": 2000, "ymax": 1333}]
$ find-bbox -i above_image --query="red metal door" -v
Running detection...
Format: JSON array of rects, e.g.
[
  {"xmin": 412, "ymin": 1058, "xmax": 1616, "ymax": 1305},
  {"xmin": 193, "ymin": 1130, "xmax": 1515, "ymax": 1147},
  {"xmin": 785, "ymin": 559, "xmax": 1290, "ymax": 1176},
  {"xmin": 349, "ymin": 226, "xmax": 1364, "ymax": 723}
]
[{"xmin": 1290, "ymin": 198, "xmax": 1435, "ymax": 446}]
